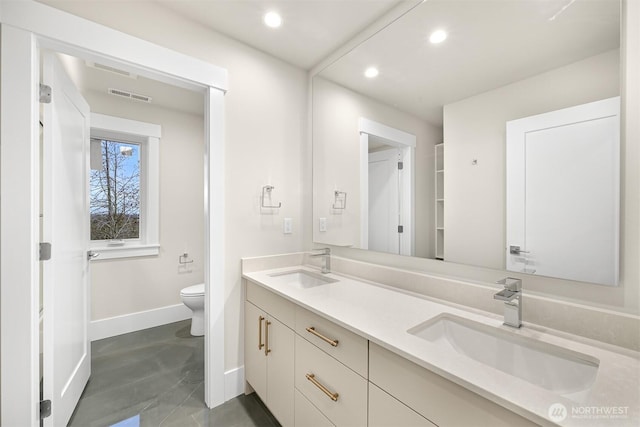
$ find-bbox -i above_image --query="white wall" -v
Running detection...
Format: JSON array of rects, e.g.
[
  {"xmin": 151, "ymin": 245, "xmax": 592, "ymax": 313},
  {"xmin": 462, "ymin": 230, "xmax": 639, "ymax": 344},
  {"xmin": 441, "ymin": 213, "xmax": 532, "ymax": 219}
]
[
  {"xmin": 313, "ymin": 77, "xmax": 441, "ymax": 258},
  {"xmin": 39, "ymin": 0, "xmax": 308, "ymax": 374},
  {"xmin": 443, "ymin": 49, "xmax": 620, "ymax": 269},
  {"xmin": 83, "ymin": 90, "xmax": 205, "ymax": 321}
]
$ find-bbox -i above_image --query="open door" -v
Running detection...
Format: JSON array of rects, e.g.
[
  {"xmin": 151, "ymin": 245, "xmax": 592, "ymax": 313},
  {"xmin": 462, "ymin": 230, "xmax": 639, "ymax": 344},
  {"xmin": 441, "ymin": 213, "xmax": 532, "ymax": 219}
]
[{"xmin": 41, "ymin": 51, "xmax": 92, "ymax": 426}]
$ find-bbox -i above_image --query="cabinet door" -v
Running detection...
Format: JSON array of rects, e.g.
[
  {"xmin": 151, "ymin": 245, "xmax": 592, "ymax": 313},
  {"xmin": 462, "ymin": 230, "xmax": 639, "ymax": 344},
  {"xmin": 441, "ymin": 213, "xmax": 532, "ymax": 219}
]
[
  {"xmin": 369, "ymin": 383, "xmax": 435, "ymax": 427},
  {"xmin": 244, "ymin": 301, "xmax": 267, "ymax": 400},
  {"xmin": 266, "ymin": 316, "xmax": 295, "ymax": 427}
]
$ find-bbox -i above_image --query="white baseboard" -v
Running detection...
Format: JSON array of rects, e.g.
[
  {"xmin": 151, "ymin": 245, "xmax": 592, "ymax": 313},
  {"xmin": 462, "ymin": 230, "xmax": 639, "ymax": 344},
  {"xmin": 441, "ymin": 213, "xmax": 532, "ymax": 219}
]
[
  {"xmin": 90, "ymin": 303, "xmax": 192, "ymax": 341},
  {"xmin": 225, "ymin": 366, "xmax": 245, "ymax": 400}
]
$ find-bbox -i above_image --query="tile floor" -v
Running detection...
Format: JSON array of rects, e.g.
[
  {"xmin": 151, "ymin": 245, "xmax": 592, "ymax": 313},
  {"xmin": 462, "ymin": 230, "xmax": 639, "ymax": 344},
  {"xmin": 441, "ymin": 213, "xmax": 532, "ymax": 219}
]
[{"xmin": 68, "ymin": 320, "xmax": 280, "ymax": 427}]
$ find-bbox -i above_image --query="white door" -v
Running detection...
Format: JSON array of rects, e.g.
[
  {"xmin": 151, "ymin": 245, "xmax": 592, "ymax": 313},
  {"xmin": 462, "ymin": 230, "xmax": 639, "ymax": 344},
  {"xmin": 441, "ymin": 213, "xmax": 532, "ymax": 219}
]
[
  {"xmin": 368, "ymin": 149, "xmax": 400, "ymax": 254},
  {"xmin": 506, "ymin": 97, "xmax": 619, "ymax": 285},
  {"xmin": 41, "ymin": 52, "xmax": 91, "ymax": 426}
]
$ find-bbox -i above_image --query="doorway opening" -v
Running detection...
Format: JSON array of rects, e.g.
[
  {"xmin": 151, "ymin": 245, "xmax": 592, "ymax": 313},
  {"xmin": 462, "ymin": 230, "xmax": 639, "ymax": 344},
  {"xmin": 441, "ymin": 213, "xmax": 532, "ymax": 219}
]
[
  {"xmin": 358, "ymin": 118, "xmax": 416, "ymax": 256},
  {"xmin": 1, "ymin": 3, "xmax": 227, "ymax": 424}
]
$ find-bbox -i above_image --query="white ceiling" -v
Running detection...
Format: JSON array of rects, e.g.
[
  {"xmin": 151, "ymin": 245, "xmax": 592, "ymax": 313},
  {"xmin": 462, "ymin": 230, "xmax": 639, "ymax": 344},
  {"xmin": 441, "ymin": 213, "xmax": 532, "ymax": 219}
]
[
  {"xmin": 319, "ymin": 0, "xmax": 621, "ymax": 126},
  {"xmin": 153, "ymin": 0, "xmax": 404, "ymax": 69},
  {"xmin": 44, "ymin": 0, "xmax": 415, "ymax": 115},
  {"xmin": 57, "ymin": 53, "xmax": 205, "ymax": 115}
]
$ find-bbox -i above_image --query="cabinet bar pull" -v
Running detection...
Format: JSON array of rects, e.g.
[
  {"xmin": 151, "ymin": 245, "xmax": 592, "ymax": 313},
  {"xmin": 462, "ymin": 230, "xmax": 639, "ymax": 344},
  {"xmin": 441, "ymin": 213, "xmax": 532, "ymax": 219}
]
[
  {"xmin": 258, "ymin": 316, "xmax": 265, "ymax": 350},
  {"xmin": 265, "ymin": 320, "xmax": 272, "ymax": 356},
  {"xmin": 306, "ymin": 373, "xmax": 339, "ymax": 402},
  {"xmin": 306, "ymin": 326, "xmax": 339, "ymax": 347}
]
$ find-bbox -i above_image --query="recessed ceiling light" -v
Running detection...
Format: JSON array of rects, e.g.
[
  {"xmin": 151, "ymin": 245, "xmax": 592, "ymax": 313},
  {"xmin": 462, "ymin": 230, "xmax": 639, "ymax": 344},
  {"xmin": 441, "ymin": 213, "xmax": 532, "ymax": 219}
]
[
  {"xmin": 429, "ymin": 29, "xmax": 447, "ymax": 44},
  {"xmin": 263, "ymin": 11, "xmax": 282, "ymax": 28},
  {"xmin": 364, "ymin": 67, "xmax": 379, "ymax": 78}
]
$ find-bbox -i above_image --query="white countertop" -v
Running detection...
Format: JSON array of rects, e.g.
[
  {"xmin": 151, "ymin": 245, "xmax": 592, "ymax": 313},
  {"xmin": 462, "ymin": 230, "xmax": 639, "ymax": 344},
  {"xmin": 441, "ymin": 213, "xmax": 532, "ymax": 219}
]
[{"xmin": 243, "ymin": 265, "xmax": 640, "ymax": 427}]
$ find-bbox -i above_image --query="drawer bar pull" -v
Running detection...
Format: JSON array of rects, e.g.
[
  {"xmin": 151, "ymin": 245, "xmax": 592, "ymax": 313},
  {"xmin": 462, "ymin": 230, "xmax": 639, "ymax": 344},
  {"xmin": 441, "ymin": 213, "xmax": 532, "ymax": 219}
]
[
  {"xmin": 258, "ymin": 316, "xmax": 265, "ymax": 350},
  {"xmin": 305, "ymin": 373, "xmax": 339, "ymax": 402},
  {"xmin": 306, "ymin": 326, "xmax": 339, "ymax": 347},
  {"xmin": 265, "ymin": 320, "xmax": 272, "ymax": 356}
]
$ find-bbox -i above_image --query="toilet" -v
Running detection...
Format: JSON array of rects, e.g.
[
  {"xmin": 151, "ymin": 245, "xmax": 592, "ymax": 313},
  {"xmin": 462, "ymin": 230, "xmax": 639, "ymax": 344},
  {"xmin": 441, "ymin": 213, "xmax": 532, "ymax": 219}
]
[{"xmin": 180, "ymin": 283, "xmax": 205, "ymax": 336}]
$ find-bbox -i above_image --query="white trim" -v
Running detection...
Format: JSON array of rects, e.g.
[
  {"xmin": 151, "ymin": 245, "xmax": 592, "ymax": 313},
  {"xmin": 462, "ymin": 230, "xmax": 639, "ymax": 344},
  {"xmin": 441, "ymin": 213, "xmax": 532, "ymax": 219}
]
[
  {"xmin": 0, "ymin": 0, "xmax": 227, "ymax": 92},
  {"xmin": 205, "ymin": 88, "xmax": 226, "ymax": 405},
  {"xmin": 0, "ymin": 25, "xmax": 40, "ymax": 427},
  {"xmin": 90, "ymin": 304, "xmax": 192, "ymax": 341},
  {"xmin": 358, "ymin": 118, "xmax": 415, "ymax": 256},
  {"xmin": 92, "ymin": 113, "xmax": 161, "ymax": 139},
  {"xmin": 90, "ymin": 244, "xmax": 160, "ymax": 260},
  {"xmin": 224, "ymin": 366, "xmax": 245, "ymax": 400},
  {"xmin": 0, "ymin": 1, "xmax": 228, "ymax": 423},
  {"xmin": 358, "ymin": 117, "xmax": 416, "ymax": 148},
  {"xmin": 359, "ymin": 133, "xmax": 369, "ymax": 250}
]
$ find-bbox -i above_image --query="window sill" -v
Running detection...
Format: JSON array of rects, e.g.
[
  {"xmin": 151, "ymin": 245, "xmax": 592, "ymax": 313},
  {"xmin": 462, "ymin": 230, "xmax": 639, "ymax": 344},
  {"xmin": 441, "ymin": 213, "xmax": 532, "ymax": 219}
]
[{"xmin": 90, "ymin": 244, "xmax": 160, "ymax": 260}]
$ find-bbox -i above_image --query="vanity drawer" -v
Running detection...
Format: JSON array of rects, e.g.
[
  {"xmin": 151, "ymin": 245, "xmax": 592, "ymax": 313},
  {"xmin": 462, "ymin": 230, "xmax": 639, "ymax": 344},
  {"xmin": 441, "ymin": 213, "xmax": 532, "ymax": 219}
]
[
  {"xmin": 295, "ymin": 389, "xmax": 335, "ymax": 427},
  {"xmin": 369, "ymin": 382, "xmax": 435, "ymax": 427},
  {"xmin": 295, "ymin": 335, "xmax": 367, "ymax": 427},
  {"xmin": 246, "ymin": 279, "xmax": 295, "ymax": 328},
  {"xmin": 295, "ymin": 306, "xmax": 368, "ymax": 378},
  {"xmin": 369, "ymin": 343, "xmax": 538, "ymax": 427}
]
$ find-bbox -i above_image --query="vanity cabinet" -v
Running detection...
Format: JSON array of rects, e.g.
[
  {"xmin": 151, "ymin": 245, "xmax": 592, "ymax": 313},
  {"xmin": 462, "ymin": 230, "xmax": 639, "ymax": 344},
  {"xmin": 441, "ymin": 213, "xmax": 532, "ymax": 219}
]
[
  {"xmin": 245, "ymin": 279, "xmax": 539, "ymax": 427},
  {"xmin": 245, "ymin": 282, "xmax": 295, "ymax": 427},
  {"xmin": 369, "ymin": 343, "xmax": 538, "ymax": 427},
  {"xmin": 368, "ymin": 383, "xmax": 435, "ymax": 427}
]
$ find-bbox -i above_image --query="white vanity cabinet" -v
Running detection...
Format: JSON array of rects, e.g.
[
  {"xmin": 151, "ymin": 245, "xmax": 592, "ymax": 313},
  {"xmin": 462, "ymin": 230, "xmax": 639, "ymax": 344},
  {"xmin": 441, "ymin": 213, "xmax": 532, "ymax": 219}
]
[
  {"xmin": 244, "ymin": 278, "xmax": 541, "ymax": 427},
  {"xmin": 245, "ymin": 281, "xmax": 295, "ymax": 427},
  {"xmin": 369, "ymin": 343, "xmax": 539, "ymax": 427}
]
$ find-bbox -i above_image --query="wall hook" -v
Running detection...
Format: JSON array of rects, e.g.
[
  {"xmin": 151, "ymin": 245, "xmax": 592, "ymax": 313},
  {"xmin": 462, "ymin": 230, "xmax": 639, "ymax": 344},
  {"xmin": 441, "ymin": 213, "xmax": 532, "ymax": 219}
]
[{"xmin": 261, "ymin": 185, "xmax": 282, "ymax": 208}]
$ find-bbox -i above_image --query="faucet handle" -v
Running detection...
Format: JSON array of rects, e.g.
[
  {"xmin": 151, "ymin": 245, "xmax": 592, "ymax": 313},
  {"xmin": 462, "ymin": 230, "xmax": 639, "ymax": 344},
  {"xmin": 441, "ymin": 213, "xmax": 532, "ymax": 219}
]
[
  {"xmin": 496, "ymin": 277, "xmax": 521, "ymax": 292},
  {"xmin": 312, "ymin": 247, "xmax": 330, "ymax": 255}
]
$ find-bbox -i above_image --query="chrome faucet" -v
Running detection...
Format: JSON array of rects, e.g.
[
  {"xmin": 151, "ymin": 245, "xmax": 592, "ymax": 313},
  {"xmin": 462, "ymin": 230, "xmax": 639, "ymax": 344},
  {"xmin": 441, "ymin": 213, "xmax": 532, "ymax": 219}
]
[
  {"xmin": 493, "ymin": 277, "xmax": 522, "ymax": 328},
  {"xmin": 311, "ymin": 248, "xmax": 331, "ymax": 274}
]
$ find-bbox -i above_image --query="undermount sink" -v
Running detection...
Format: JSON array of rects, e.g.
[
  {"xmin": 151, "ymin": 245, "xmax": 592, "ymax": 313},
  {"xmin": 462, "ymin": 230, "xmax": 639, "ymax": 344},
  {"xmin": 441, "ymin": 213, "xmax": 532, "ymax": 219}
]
[
  {"xmin": 269, "ymin": 269, "xmax": 338, "ymax": 289},
  {"xmin": 408, "ymin": 314, "xmax": 599, "ymax": 396}
]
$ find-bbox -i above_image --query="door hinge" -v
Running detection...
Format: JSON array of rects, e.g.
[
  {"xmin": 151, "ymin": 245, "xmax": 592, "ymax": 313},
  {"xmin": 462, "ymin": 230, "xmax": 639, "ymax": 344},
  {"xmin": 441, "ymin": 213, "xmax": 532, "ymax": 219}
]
[
  {"xmin": 39, "ymin": 242, "xmax": 52, "ymax": 261},
  {"xmin": 40, "ymin": 399, "xmax": 51, "ymax": 420},
  {"xmin": 398, "ymin": 161, "xmax": 404, "ymax": 170},
  {"xmin": 398, "ymin": 225, "xmax": 404, "ymax": 233},
  {"xmin": 39, "ymin": 84, "xmax": 52, "ymax": 104}
]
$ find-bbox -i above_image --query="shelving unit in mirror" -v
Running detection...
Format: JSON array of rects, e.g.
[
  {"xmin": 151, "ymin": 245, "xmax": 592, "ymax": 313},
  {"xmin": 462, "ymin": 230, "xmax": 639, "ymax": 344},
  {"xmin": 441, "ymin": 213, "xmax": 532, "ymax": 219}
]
[{"xmin": 435, "ymin": 143, "xmax": 444, "ymax": 260}]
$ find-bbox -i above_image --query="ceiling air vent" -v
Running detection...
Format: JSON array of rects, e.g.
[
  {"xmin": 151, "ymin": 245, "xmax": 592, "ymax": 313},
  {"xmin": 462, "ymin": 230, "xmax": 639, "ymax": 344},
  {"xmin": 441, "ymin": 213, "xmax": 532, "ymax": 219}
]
[
  {"xmin": 107, "ymin": 88, "xmax": 152, "ymax": 104},
  {"xmin": 86, "ymin": 61, "xmax": 137, "ymax": 79}
]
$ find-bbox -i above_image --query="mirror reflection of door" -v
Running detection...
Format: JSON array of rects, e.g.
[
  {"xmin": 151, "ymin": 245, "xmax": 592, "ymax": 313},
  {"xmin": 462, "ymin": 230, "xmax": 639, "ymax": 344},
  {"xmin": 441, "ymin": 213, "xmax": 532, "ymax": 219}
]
[
  {"xmin": 368, "ymin": 147, "xmax": 401, "ymax": 254},
  {"xmin": 358, "ymin": 118, "xmax": 416, "ymax": 257},
  {"xmin": 506, "ymin": 97, "xmax": 620, "ymax": 286}
]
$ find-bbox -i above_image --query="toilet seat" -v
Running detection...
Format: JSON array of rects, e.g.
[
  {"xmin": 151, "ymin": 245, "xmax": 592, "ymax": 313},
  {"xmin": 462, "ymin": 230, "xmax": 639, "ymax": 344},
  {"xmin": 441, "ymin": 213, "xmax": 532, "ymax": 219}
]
[{"xmin": 180, "ymin": 283, "xmax": 205, "ymax": 297}]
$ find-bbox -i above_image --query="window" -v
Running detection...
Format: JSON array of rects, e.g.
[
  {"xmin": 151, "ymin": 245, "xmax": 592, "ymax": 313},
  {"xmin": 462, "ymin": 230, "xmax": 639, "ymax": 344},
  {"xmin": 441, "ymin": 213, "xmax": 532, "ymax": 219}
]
[
  {"xmin": 90, "ymin": 113, "xmax": 160, "ymax": 259},
  {"xmin": 90, "ymin": 139, "xmax": 141, "ymax": 240}
]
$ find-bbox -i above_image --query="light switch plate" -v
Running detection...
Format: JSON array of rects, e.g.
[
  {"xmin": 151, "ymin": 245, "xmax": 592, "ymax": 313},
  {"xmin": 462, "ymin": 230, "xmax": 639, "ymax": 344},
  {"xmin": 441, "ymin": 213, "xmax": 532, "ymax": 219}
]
[
  {"xmin": 319, "ymin": 217, "xmax": 327, "ymax": 232},
  {"xmin": 283, "ymin": 218, "xmax": 293, "ymax": 234}
]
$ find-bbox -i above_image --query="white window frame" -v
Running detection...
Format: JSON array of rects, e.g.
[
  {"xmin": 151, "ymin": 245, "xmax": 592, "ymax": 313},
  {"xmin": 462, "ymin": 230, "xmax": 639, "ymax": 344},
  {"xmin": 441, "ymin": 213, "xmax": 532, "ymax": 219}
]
[{"xmin": 89, "ymin": 113, "xmax": 160, "ymax": 259}]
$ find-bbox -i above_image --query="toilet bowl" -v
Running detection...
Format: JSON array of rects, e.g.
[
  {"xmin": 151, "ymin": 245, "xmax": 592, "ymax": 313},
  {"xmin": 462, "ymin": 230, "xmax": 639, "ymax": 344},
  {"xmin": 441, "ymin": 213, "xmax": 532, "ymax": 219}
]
[{"xmin": 180, "ymin": 283, "xmax": 205, "ymax": 336}]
